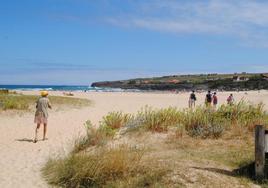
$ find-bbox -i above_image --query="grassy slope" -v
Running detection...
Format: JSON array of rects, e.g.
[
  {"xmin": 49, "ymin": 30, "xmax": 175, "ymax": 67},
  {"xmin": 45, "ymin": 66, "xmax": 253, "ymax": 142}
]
[
  {"xmin": 43, "ymin": 103, "xmax": 268, "ymax": 188},
  {"xmin": 91, "ymin": 72, "xmax": 268, "ymax": 91}
]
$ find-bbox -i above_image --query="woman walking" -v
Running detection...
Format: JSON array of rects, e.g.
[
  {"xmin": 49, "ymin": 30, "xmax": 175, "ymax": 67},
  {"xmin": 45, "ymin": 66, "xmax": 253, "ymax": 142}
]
[{"xmin": 33, "ymin": 91, "xmax": 52, "ymax": 143}]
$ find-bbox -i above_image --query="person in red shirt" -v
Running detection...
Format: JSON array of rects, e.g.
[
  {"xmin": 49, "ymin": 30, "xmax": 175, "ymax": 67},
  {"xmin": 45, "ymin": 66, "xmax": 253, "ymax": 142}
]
[{"xmin": 227, "ymin": 94, "xmax": 234, "ymax": 105}]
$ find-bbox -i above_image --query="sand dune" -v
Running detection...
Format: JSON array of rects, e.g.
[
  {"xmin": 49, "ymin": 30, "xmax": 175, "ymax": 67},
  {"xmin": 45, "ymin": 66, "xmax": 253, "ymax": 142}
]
[{"xmin": 0, "ymin": 90, "xmax": 267, "ymax": 187}]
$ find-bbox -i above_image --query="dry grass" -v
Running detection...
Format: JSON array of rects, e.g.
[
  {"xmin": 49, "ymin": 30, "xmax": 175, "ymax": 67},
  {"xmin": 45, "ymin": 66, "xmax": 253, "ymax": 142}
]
[
  {"xmin": 0, "ymin": 93, "xmax": 91, "ymax": 111},
  {"xmin": 138, "ymin": 106, "xmax": 182, "ymax": 132},
  {"xmin": 95, "ymin": 101, "xmax": 268, "ymax": 138},
  {"xmin": 43, "ymin": 102, "xmax": 268, "ymax": 187},
  {"xmin": 72, "ymin": 120, "xmax": 113, "ymax": 153},
  {"xmin": 100, "ymin": 111, "xmax": 133, "ymax": 129},
  {"xmin": 43, "ymin": 144, "xmax": 168, "ymax": 188}
]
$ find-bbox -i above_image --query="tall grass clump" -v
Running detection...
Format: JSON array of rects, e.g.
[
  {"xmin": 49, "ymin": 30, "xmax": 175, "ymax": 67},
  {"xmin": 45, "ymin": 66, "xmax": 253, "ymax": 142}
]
[
  {"xmin": 72, "ymin": 120, "xmax": 117, "ymax": 153},
  {"xmin": 72, "ymin": 120, "xmax": 110, "ymax": 153},
  {"xmin": 43, "ymin": 145, "xmax": 151, "ymax": 188},
  {"xmin": 216, "ymin": 101, "xmax": 267, "ymax": 130},
  {"xmin": 182, "ymin": 101, "xmax": 268, "ymax": 138},
  {"xmin": 182, "ymin": 107, "xmax": 225, "ymax": 138},
  {"xmin": 100, "ymin": 111, "xmax": 133, "ymax": 130},
  {"xmin": 137, "ymin": 106, "xmax": 182, "ymax": 132},
  {"xmin": 72, "ymin": 113, "xmax": 133, "ymax": 153}
]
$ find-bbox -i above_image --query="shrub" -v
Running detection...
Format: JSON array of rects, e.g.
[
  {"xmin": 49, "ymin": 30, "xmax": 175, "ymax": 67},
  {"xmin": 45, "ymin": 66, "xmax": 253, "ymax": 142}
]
[
  {"xmin": 182, "ymin": 107, "xmax": 225, "ymax": 138},
  {"xmin": 138, "ymin": 106, "xmax": 182, "ymax": 132},
  {"xmin": 43, "ymin": 145, "xmax": 146, "ymax": 188},
  {"xmin": 216, "ymin": 101, "xmax": 267, "ymax": 130},
  {"xmin": 100, "ymin": 111, "xmax": 132, "ymax": 130},
  {"xmin": 72, "ymin": 120, "xmax": 114, "ymax": 153}
]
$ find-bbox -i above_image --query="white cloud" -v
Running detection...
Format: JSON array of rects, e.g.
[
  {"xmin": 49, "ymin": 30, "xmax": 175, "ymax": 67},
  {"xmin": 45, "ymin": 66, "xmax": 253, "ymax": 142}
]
[{"xmin": 104, "ymin": 0, "xmax": 268, "ymax": 47}]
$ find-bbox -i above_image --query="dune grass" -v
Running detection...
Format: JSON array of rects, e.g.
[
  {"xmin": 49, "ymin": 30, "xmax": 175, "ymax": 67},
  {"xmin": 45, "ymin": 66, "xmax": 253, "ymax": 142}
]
[
  {"xmin": 43, "ymin": 144, "xmax": 168, "ymax": 188},
  {"xmin": 92, "ymin": 101, "xmax": 268, "ymax": 138},
  {"xmin": 73, "ymin": 101, "xmax": 268, "ymax": 154},
  {"xmin": 43, "ymin": 101, "xmax": 268, "ymax": 187},
  {"xmin": 0, "ymin": 92, "xmax": 91, "ymax": 111},
  {"xmin": 72, "ymin": 120, "xmax": 115, "ymax": 153}
]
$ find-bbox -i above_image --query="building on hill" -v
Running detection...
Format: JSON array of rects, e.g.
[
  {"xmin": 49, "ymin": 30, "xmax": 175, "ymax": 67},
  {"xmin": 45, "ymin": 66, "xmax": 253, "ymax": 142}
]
[
  {"xmin": 168, "ymin": 79, "xmax": 180, "ymax": 84},
  {"xmin": 261, "ymin": 74, "xmax": 268, "ymax": 81},
  {"xmin": 233, "ymin": 76, "xmax": 249, "ymax": 82}
]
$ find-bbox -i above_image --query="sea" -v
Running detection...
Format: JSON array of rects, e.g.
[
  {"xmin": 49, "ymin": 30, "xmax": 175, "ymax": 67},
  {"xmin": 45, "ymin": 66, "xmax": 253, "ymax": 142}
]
[{"xmin": 0, "ymin": 85, "xmax": 127, "ymax": 92}]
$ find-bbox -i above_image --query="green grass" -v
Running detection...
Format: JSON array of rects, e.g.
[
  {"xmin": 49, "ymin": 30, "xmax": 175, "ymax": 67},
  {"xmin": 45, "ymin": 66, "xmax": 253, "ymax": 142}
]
[
  {"xmin": 100, "ymin": 111, "xmax": 133, "ymax": 130},
  {"xmin": 137, "ymin": 106, "xmax": 182, "ymax": 132},
  {"xmin": 0, "ymin": 93, "xmax": 91, "ymax": 111},
  {"xmin": 88, "ymin": 101, "xmax": 268, "ymax": 138}
]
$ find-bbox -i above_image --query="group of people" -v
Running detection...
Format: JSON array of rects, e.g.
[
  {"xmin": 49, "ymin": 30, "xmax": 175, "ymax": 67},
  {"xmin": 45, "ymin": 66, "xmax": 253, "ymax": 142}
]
[{"xmin": 188, "ymin": 90, "xmax": 234, "ymax": 108}]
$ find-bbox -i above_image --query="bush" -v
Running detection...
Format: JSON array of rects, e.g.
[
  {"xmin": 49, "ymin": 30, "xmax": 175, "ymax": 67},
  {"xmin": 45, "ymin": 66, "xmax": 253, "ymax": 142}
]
[
  {"xmin": 72, "ymin": 120, "xmax": 114, "ymax": 153},
  {"xmin": 43, "ymin": 145, "xmax": 147, "ymax": 188},
  {"xmin": 138, "ymin": 106, "xmax": 182, "ymax": 132},
  {"xmin": 182, "ymin": 107, "xmax": 225, "ymax": 138},
  {"xmin": 100, "ymin": 111, "xmax": 132, "ymax": 130}
]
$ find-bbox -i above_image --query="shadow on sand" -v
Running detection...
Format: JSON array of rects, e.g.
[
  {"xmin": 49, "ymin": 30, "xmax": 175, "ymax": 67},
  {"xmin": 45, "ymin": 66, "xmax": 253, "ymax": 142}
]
[
  {"xmin": 15, "ymin": 138, "xmax": 34, "ymax": 143},
  {"xmin": 191, "ymin": 163, "xmax": 267, "ymax": 184}
]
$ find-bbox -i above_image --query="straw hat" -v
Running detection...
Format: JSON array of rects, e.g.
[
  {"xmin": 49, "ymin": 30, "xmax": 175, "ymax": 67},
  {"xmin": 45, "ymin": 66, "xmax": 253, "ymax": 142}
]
[{"xmin": 41, "ymin": 91, "xmax": 48, "ymax": 97}]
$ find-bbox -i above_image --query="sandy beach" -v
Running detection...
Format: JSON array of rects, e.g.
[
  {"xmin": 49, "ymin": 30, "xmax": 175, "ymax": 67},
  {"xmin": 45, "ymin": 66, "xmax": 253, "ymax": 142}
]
[{"xmin": 0, "ymin": 90, "xmax": 268, "ymax": 187}]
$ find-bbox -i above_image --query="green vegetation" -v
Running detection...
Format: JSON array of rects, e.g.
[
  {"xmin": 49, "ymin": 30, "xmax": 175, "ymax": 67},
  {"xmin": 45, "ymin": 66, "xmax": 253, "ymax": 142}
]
[
  {"xmin": 0, "ymin": 91, "xmax": 91, "ymax": 111},
  {"xmin": 86, "ymin": 102, "xmax": 267, "ymax": 138},
  {"xmin": 43, "ymin": 145, "xmax": 167, "ymax": 188},
  {"xmin": 91, "ymin": 72, "xmax": 268, "ymax": 91},
  {"xmin": 43, "ymin": 102, "xmax": 268, "ymax": 187},
  {"xmin": 100, "ymin": 111, "xmax": 132, "ymax": 130},
  {"xmin": 72, "ymin": 120, "xmax": 114, "ymax": 153},
  {"xmin": 137, "ymin": 107, "xmax": 182, "ymax": 132}
]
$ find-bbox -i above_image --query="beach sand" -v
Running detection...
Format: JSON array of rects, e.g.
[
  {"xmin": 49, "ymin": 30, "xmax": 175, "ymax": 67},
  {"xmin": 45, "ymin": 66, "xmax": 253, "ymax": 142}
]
[{"xmin": 0, "ymin": 90, "xmax": 267, "ymax": 187}]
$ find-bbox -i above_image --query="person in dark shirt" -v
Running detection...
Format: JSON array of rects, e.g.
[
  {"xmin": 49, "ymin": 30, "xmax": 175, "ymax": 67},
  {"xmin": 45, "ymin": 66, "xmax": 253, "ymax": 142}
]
[
  {"xmin": 189, "ymin": 90, "xmax": 197, "ymax": 108},
  {"xmin": 205, "ymin": 91, "xmax": 212, "ymax": 107}
]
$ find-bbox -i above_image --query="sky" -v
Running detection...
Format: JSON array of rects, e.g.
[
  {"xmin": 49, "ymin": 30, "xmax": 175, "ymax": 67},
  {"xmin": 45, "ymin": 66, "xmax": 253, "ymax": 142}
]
[{"xmin": 1, "ymin": 0, "xmax": 268, "ymax": 85}]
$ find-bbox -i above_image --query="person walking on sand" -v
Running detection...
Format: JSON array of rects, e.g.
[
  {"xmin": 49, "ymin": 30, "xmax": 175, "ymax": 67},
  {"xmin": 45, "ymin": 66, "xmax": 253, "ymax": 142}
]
[
  {"xmin": 34, "ymin": 91, "xmax": 52, "ymax": 143},
  {"xmin": 189, "ymin": 90, "xmax": 197, "ymax": 108},
  {"xmin": 205, "ymin": 91, "xmax": 212, "ymax": 107},
  {"xmin": 212, "ymin": 92, "xmax": 218, "ymax": 109},
  {"xmin": 227, "ymin": 93, "xmax": 234, "ymax": 105}
]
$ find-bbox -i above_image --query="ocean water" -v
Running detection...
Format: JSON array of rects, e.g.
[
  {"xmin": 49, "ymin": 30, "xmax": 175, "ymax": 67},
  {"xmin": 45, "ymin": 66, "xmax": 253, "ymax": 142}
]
[{"xmin": 0, "ymin": 85, "xmax": 124, "ymax": 92}]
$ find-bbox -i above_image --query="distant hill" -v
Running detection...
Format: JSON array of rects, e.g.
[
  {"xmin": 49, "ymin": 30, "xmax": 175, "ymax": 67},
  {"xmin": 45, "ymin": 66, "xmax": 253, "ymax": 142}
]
[{"xmin": 91, "ymin": 73, "xmax": 268, "ymax": 91}]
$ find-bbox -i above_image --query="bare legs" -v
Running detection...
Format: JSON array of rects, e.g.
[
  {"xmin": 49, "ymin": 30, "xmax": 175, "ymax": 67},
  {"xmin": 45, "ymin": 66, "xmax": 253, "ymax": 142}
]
[
  {"xmin": 188, "ymin": 100, "xmax": 195, "ymax": 109},
  {"xmin": 43, "ymin": 123, "xmax": 47, "ymax": 140},
  {"xmin": 34, "ymin": 123, "xmax": 47, "ymax": 143}
]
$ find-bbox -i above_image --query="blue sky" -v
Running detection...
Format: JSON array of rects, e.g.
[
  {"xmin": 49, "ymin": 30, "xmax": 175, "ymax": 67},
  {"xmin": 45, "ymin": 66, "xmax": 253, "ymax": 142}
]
[{"xmin": 1, "ymin": 0, "xmax": 268, "ymax": 85}]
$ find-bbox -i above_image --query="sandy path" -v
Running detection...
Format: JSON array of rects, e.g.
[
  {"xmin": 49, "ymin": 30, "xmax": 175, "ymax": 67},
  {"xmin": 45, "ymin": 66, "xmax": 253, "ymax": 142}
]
[{"xmin": 0, "ymin": 90, "xmax": 267, "ymax": 187}]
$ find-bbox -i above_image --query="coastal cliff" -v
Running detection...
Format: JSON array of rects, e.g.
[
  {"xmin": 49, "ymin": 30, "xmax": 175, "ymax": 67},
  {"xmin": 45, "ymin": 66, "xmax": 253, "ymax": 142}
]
[{"xmin": 91, "ymin": 73, "xmax": 268, "ymax": 91}]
